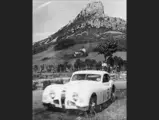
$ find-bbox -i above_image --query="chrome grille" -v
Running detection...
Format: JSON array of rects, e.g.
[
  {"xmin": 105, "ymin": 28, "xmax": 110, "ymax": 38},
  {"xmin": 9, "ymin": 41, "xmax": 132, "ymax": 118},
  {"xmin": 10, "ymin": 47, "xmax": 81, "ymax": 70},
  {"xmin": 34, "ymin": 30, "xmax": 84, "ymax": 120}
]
[{"xmin": 61, "ymin": 90, "xmax": 66, "ymax": 108}]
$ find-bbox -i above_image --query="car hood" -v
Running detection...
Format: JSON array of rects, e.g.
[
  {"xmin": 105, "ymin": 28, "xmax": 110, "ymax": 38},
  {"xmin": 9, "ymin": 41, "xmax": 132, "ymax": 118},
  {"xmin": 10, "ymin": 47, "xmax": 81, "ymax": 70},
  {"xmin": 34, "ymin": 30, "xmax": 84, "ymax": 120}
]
[
  {"xmin": 65, "ymin": 80, "xmax": 98, "ymax": 87},
  {"xmin": 63, "ymin": 80, "xmax": 100, "ymax": 92}
]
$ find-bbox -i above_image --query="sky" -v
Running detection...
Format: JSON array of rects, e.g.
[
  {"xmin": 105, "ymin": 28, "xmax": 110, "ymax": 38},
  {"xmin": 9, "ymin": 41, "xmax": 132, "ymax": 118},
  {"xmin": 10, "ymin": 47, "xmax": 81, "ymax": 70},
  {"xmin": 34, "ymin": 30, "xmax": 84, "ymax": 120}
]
[{"xmin": 33, "ymin": 0, "xmax": 126, "ymax": 42}]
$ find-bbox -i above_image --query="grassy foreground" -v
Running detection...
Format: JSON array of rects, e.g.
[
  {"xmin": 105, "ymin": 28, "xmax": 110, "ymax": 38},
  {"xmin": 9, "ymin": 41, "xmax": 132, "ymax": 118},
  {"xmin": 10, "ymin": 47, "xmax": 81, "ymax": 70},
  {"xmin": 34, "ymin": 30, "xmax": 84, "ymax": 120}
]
[{"xmin": 33, "ymin": 89, "xmax": 126, "ymax": 120}]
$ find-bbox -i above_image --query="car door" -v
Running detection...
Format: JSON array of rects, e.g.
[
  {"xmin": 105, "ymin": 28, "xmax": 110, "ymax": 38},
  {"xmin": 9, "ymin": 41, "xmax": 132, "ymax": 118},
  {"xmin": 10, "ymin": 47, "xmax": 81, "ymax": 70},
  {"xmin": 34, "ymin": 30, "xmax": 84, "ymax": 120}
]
[{"xmin": 102, "ymin": 74, "xmax": 111, "ymax": 102}]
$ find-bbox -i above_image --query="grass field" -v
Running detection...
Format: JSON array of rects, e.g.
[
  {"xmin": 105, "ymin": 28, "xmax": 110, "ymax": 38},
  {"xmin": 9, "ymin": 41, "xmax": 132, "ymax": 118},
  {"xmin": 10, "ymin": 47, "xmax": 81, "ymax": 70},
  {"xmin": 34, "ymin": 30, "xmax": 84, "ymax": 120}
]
[{"xmin": 33, "ymin": 88, "xmax": 126, "ymax": 120}]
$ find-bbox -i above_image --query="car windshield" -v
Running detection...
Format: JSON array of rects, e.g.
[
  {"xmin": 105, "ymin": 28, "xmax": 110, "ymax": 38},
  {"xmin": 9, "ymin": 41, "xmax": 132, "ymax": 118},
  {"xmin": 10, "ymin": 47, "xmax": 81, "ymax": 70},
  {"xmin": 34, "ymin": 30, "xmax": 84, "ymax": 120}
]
[{"xmin": 71, "ymin": 74, "xmax": 101, "ymax": 81}]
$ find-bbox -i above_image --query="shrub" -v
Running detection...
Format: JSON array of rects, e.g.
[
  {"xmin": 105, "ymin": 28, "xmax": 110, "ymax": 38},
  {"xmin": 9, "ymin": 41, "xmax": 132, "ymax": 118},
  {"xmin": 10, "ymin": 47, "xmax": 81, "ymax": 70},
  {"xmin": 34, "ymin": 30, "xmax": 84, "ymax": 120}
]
[
  {"xmin": 43, "ymin": 81, "xmax": 51, "ymax": 90},
  {"xmin": 32, "ymin": 82, "xmax": 38, "ymax": 90}
]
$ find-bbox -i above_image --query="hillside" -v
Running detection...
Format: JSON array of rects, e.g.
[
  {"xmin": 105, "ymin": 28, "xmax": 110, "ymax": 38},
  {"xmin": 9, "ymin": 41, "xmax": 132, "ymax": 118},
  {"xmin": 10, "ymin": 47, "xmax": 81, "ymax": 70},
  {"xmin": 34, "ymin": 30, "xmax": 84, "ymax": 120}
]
[
  {"xmin": 33, "ymin": 41, "xmax": 126, "ymax": 65},
  {"xmin": 33, "ymin": 1, "xmax": 127, "ymax": 65}
]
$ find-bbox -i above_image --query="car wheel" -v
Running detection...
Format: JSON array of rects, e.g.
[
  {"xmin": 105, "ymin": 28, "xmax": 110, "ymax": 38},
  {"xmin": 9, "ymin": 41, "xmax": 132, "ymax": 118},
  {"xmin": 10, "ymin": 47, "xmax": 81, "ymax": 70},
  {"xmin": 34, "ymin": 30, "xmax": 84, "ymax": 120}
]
[
  {"xmin": 110, "ymin": 86, "xmax": 116, "ymax": 102},
  {"xmin": 43, "ymin": 104, "xmax": 51, "ymax": 110},
  {"xmin": 43, "ymin": 103, "xmax": 55, "ymax": 111},
  {"xmin": 88, "ymin": 96, "xmax": 97, "ymax": 115}
]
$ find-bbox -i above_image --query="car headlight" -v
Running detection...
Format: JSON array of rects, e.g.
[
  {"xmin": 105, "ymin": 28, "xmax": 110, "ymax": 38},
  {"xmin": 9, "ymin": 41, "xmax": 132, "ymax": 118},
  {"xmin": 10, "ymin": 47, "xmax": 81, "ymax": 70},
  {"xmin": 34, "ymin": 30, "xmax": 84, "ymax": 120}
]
[
  {"xmin": 72, "ymin": 92, "xmax": 79, "ymax": 101},
  {"xmin": 49, "ymin": 90, "xmax": 56, "ymax": 99}
]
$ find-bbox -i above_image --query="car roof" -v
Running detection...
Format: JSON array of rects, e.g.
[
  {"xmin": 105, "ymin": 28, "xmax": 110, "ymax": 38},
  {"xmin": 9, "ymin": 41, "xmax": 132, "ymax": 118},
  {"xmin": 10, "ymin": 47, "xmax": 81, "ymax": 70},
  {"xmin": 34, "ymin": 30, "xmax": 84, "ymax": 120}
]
[{"xmin": 72, "ymin": 70, "xmax": 109, "ymax": 75}]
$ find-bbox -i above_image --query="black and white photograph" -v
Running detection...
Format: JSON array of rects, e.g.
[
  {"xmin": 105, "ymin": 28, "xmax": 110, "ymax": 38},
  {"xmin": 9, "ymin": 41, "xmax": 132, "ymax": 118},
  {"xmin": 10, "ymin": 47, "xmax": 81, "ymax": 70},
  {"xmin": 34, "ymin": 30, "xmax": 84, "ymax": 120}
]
[{"xmin": 33, "ymin": 0, "xmax": 127, "ymax": 120}]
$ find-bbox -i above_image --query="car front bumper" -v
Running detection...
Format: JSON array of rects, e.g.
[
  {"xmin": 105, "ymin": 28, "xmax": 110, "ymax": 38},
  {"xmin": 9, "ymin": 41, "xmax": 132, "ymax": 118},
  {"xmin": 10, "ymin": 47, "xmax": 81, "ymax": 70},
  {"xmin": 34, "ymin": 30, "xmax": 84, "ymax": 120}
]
[{"xmin": 42, "ymin": 96, "xmax": 89, "ymax": 111}]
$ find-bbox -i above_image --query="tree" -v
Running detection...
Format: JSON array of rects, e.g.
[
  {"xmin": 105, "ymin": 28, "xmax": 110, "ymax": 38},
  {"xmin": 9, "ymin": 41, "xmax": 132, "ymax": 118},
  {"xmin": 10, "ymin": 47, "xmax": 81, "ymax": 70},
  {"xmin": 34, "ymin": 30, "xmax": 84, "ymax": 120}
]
[
  {"xmin": 113, "ymin": 56, "xmax": 119, "ymax": 67},
  {"xmin": 46, "ymin": 65, "xmax": 53, "ymax": 73},
  {"xmin": 51, "ymin": 63, "xmax": 57, "ymax": 73},
  {"xmin": 57, "ymin": 64, "xmax": 65, "ymax": 72},
  {"xmin": 95, "ymin": 34, "xmax": 118, "ymax": 63},
  {"xmin": 63, "ymin": 61, "xmax": 68, "ymax": 72},
  {"xmin": 107, "ymin": 56, "xmax": 114, "ymax": 67},
  {"xmin": 74, "ymin": 59, "xmax": 84, "ymax": 70},
  {"xmin": 67, "ymin": 64, "xmax": 72, "ymax": 71},
  {"xmin": 40, "ymin": 64, "xmax": 45, "ymax": 73},
  {"xmin": 117, "ymin": 57, "xmax": 124, "ymax": 71},
  {"xmin": 96, "ymin": 61, "xmax": 102, "ymax": 70},
  {"xmin": 80, "ymin": 61, "xmax": 86, "ymax": 70},
  {"xmin": 33, "ymin": 65, "xmax": 38, "ymax": 73},
  {"xmin": 85, "ymin": 59, "xmax": 92, "ymax": 69},
  {"xmin": 90, "ymin": 59, "xmax": 97, "ymax": 69},
  {"xmin": 63, "ymin": 61, "xmax": 72, "ymax": 72},
  {"xmin": 123, "ymin": 60, "xmax": 127, "ymax": 71},
  {"xmin": 112, "ymin": 56, "xmax": 125, "ymax": 72}
]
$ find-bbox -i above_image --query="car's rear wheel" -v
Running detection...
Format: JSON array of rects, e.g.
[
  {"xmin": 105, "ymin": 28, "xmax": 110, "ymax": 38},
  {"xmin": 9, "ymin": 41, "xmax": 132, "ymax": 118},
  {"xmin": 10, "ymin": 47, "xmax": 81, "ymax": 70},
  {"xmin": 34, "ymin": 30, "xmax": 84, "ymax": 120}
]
[{"xmin": 110, "ymin": 86, "xmax": 116, "ymax": 102}]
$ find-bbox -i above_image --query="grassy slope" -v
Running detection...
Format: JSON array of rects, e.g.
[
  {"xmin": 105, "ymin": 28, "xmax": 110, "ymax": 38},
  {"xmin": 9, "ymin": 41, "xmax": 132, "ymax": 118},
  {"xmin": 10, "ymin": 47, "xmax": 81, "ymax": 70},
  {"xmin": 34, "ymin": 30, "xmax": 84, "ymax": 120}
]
[
  {"xmin": 33, "ymin": 42, "xmax": 126, "ymax": 65},
  {"xmin": 33, "ymin": 31, "xmax": 126, "ymax": 65}
]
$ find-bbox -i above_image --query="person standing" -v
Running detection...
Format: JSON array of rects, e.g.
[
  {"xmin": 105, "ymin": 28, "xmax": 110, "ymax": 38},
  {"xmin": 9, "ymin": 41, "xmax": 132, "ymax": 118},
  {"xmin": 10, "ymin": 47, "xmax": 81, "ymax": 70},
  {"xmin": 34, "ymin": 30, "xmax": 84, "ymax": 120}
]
[{"xmin": 102, "ymin": 61, "xmax": 107, "ymax": 71}]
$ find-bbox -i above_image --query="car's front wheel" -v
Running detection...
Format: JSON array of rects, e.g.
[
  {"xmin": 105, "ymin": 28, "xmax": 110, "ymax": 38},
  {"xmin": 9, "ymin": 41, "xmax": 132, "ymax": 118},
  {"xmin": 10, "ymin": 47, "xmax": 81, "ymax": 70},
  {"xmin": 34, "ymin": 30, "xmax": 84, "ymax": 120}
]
[
  {"xmin": 87, "ymin": 95, "xmax": 97, "ymax": 115},
  {"xmin": 43, "ymin": 103, "xmax": 55, "ymax": 110}
]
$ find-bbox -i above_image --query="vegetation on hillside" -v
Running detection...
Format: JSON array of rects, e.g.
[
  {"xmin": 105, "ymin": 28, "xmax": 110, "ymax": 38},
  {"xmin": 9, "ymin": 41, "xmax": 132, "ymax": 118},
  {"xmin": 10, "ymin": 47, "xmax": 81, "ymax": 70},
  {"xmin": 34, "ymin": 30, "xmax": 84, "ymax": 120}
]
[{"xmin": 94, "ymin": 39, "xmax": 118, "ymax": 61}]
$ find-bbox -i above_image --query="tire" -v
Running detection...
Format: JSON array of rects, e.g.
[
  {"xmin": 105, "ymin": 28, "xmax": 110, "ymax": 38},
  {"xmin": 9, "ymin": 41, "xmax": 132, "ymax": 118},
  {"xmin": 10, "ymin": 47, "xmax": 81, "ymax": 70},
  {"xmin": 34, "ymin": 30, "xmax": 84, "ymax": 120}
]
[
  {"xmin": 43, "ymin": 103, "xmax": 55, "ymax": 111},
  {"xmin": 43, "ymin": 104, "xmax": 51, "ymax": 110},
  {"xmin": 87, "ymin": 95, "xmax": 97, "ymax": 115},
  {"xmin": 110, "ymin": 86, "xmax": 116, "ymax": 102}
]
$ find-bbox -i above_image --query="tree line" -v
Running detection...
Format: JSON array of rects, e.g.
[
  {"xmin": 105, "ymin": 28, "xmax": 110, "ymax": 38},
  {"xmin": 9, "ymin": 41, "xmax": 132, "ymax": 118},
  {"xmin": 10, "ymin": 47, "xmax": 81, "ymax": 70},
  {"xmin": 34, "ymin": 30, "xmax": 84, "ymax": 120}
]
[
  {"xmin": 33, "ymin": 35, "xmax": 126, "ymax": 74},
  {"xmin": 33, "ymin": 56, "xmax": 126, "ymax": 74}
]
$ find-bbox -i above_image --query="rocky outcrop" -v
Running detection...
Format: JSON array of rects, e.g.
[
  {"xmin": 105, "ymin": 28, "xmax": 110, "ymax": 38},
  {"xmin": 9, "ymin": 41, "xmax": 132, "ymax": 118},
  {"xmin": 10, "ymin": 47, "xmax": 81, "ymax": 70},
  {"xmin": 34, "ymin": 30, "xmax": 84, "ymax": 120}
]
[{"xmin": 33, "ymin": 1, "xmax": 126, "ymax": 55}]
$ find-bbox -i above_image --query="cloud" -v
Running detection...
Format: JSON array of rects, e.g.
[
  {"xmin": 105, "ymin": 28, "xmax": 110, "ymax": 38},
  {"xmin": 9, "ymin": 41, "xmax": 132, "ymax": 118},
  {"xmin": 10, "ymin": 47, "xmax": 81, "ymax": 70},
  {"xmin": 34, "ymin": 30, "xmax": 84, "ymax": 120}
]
[
  {"xmin": 33, "ymin": 32, "xmax": 52, "ymax": 42},
  {"xmin": 37, "ymin": 1, "xmax": 52, "ymax": 9},
  {"xmin": 33, "ymin": 1, "xmax": 52, "ymax": 13}
]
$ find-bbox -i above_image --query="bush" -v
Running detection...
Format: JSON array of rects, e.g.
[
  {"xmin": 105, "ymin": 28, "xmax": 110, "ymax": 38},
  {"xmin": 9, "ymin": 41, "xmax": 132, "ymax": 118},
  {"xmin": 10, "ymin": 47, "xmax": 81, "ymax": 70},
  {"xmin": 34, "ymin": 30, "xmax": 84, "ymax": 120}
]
[
  {"xmin": 54, "ymin": 79, "xmax": 64, "ymax": 84},
  {"xmin": 32, "ymin": 82, "xmax": 38, "ymax": 90},
  {"xmin": 54, "ymin": 39, "xmax": 76, "ymax": 51},
  {"xmin": 43, "ymin": 81, "xmax": 51, "ymax": 90}
]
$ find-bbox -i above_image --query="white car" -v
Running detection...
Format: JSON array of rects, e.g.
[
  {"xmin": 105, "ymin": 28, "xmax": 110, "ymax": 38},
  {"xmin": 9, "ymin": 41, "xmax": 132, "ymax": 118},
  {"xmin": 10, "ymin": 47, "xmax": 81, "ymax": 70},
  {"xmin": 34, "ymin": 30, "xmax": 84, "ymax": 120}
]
[{"xmin": 42, "ymin": 70, "xmax": 116, "ymax": 113}]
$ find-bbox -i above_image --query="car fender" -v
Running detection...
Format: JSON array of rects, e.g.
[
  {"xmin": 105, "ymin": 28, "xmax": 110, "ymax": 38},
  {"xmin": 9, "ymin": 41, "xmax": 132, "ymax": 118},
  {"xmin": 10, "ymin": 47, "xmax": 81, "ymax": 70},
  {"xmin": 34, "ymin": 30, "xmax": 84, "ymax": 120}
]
[
  {"xmin": 42, "ymin": 84, "xmax": 62, "ymax": 98},
  {"xmin": 81, "ymin": 89, "xmax": 103, "ymax": 106},
  {"xmin": 74, "ymin": 89, "xmax": 96, "ymax": 107}
]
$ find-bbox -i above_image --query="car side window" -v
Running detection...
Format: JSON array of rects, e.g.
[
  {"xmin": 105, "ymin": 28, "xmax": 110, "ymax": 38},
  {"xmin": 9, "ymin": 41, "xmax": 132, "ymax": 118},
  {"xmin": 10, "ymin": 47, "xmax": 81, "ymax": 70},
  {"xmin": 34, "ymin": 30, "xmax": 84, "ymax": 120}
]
[{"xmin": 103, "ymin": 74, "xmax": 110, "ymax": 83}]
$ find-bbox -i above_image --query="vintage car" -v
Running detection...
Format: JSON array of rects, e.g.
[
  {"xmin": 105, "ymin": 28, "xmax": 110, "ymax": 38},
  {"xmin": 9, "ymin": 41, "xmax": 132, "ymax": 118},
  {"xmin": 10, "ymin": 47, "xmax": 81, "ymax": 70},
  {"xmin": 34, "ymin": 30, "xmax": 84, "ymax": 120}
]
[{"xmin": 42, "ymin": 70, "xmax": 116, "ymax": 113}]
